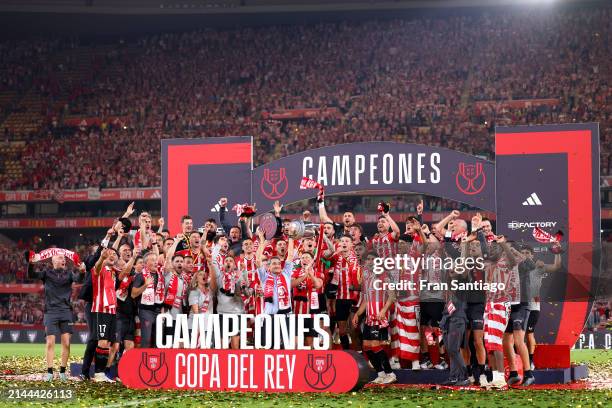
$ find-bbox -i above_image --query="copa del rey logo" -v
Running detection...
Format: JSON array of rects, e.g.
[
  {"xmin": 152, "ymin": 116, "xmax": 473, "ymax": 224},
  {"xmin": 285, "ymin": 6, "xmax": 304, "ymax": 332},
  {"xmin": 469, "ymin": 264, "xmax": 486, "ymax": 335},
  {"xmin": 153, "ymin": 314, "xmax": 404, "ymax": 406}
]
[
  {"xmin": 260, "ymin": 168, "xmax": 289, "ymax": 200},
  {"xmin": 455, "ymin": 162, "xmax": 486, "ymax": 195},
  {"xmin": 119, "ymin": 349, "xmax": 362, "ymax": 393}
]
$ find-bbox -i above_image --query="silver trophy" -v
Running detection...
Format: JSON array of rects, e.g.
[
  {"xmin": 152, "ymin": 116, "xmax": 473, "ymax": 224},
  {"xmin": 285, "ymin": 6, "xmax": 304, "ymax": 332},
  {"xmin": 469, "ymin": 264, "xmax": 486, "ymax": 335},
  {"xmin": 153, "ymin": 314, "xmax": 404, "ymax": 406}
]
[{"xmin": 287, "ymin": 220, "xmax": 318, "ymax": 239}]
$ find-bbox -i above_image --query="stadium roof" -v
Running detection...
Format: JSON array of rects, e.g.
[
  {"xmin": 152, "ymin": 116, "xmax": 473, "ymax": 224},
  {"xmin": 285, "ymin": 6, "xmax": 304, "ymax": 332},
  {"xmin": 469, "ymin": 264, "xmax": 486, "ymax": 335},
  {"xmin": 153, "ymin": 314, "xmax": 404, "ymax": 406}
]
[
  {"xmin": 0, "ymin": 0, "xmax": 604, "ymax": 35},
  {"xmin": 0, "ymin": 0, "xmax": 597, "ymax": 15}
]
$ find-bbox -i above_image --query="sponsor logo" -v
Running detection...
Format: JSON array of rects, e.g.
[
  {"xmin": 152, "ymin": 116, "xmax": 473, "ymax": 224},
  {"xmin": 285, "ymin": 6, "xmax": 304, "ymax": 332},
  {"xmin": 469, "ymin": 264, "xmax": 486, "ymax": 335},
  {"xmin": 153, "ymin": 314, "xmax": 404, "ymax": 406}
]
[
  {"xmin": 10, "ymin": 331, "xmax": 20, "ymax": 342},
  {"xmin": 522, "ymin": 192, "xmax": 543, "ymax": 206},
  {"xmin": 507, "ymin": 221, "xmax": 557, "ymax": 231},
  {"xmin": 260, "ymin": 168, "xmax": 289, "ymax": 200},
  {"xmin": 79, "ymin": 332, "xmax": 89, "ymax": 343},
  {"xmin": 455, "ymin": 162, "xmax": 486, "ymax": 195},
  {"xmin": 0, "ymin": 331, "xmax": 3, "ymax": 341},
  {"xmin": 27, "ymin": 331, "xmax": 37, "ymax": 343}
]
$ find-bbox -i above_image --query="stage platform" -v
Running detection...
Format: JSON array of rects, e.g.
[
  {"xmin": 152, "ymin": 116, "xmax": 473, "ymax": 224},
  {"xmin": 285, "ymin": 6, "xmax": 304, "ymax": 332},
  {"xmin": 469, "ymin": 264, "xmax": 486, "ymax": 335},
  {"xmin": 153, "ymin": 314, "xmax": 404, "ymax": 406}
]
[{"xmin": 71, "ymin": 363, "xmax": 588, "ymax": 385}]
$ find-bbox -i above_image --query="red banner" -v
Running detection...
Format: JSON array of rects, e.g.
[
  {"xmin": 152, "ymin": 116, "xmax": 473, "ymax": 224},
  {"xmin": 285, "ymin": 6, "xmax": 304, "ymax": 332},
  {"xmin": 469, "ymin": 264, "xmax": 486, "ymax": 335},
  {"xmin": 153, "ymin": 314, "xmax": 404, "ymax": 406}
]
[
  {"xmin": 261, "ymin": 108, "xmax": 340, "ymax": 120},
  {"xmin": 62, "ymin": 115, "xmax": 129, "ymax": 128},
  {"xmin": 0, "ymin": 217, "xmax": 118, "ymax": 229},
  {"xmin": 0, "ymin": 188, "xmax": 161, "ymax": 203},
  {"xmin": 119, "ymin": 349, "xmax": 363, "ymax": 392},
  {"xmin": 0, "ymin": 283, "xmax": 83, "ymax": 293},
  {"xmin": 475, "ymin": 98, "xmax": 559, "ymax": 111},
  {"xmin": 0, "ymin": 284, "xmax": 44, "ymax": 293}
]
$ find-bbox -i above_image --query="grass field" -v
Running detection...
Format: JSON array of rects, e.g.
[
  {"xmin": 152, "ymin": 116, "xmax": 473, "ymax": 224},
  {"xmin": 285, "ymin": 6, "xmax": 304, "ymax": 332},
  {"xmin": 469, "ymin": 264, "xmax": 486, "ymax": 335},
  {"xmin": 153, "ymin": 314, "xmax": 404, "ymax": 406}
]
[{"xmin": 0, "ymin": 344, "xmax": 610, "ymax": 407}]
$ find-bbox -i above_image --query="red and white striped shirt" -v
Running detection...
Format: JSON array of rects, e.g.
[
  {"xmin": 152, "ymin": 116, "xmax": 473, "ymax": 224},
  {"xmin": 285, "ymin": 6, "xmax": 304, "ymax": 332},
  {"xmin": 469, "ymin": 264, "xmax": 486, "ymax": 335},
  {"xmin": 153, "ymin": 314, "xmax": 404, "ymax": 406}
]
[
  {"xmin": 329, "ymin": 253, "xmax": 360, "ymax": 301},
  {"xmin": 91, "ymin": 266, "xmax": 117, "ymax": 314},
  {"xmin": 370, "ymin": 232, "xmax": 399, "ymax": 259},
  {"xmin": 291, "ymin": 266, "xmax": 324, "ymax": 314},
  {"xmin": 361, "ymin": 269, "xmax": 390, "ymax": 328},
  {"xmin": 487, "ymin": 256, "xmax": 519, "ymax": 303},
  {"xmin": 237, "ymin": 254, "xmax": 262, "ymax": 314}
]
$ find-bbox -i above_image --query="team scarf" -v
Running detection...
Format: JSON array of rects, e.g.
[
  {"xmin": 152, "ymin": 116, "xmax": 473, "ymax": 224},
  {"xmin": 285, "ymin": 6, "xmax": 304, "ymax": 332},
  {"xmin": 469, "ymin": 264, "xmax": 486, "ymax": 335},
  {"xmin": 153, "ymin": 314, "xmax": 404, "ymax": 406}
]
[
  {"xmin": 140, "ymin": 267, "xmax": 165, "ymax": 306},
  {"xmin": 451, "ymin": 231, "xmax": 468, "ymax": 241},
  {"xmin": 220, "ymin": 268, "xmax": 239, "ymax": 296},
  {"xmin": 116, "ymin": 273, "xmax": 134, "ymax": 302},
  {"xmin": 198, "ymin": 285, "xmax": 211, "ymax": 313},
  {"xmin": 164, "ymin": 273, "xmax": 181, "ymax": 309},
  {"xmin": 27, "ymin": 248, "xmax": 81, "ymax": 265},
  {"xmin": 300, "ymin": 177, "xmax": 325, "ymax": 201},
  {"xmin": 263, "ymin": 271, "xmax": 291, "ymax": 311},
  {"xmin": 533, "ymin": 227, "xmax": 563, "ymax": 244}
]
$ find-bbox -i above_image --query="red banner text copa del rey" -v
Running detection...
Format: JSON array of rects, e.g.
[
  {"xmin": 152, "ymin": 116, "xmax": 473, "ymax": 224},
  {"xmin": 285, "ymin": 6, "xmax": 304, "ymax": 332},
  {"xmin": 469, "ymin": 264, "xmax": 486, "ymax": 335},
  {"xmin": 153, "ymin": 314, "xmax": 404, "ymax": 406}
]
[{"xmin": 119, "ymin": 348, "xmax": 363, "ymax": 392}]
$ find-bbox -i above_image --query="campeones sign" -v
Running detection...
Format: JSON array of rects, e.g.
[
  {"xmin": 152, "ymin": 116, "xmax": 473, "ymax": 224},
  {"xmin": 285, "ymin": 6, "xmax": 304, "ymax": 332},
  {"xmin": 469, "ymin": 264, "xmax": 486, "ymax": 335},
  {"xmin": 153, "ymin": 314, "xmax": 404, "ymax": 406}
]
[{"xmin": 118, "ymin": 313, "xmax": 369, "ymax": 392}]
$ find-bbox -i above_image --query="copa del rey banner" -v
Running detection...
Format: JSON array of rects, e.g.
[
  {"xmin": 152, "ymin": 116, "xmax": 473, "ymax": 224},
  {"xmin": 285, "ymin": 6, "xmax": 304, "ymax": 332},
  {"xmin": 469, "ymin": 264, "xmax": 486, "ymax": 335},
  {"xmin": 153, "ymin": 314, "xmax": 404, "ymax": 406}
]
[
  {"xmin": 253, "ymin": 142, "xmax": 495, "ymax": 213},
  {"xmin": 119, "ymin": 349, "xmax": 365, "ymax": 392}
]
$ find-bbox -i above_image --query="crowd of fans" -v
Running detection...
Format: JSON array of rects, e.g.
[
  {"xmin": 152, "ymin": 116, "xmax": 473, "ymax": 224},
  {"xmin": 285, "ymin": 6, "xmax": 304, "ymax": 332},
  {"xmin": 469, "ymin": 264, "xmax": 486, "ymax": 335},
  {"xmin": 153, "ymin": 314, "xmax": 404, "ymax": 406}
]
[
  {"xmin": 0, "ymin": 293, "xmax": 85, "ymax": 325},
  {"xmin": 0, "ymin": 7, "xmax": 610, "ymax": 190}
]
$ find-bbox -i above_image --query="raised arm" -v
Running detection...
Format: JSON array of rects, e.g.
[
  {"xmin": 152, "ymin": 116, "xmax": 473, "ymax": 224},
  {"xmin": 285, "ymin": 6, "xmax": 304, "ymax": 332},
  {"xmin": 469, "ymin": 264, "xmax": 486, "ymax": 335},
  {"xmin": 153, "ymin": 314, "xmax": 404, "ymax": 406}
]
[
  {"xmin": 383, "ymin": 212, "xmax": 400, "ymax": 240},
  {"xmin": 93, "ymin": 248, "xmax": 109, "ymax": 276},
  {"xmin": 317, "ymin": 199, "xmax": 333, "ymax": 224},
  {"xmin": 164, "ymin": 238, "xmax": 180, "ymax": 272},
  {"xmin": 434, "ymin": 210, "xmax": 460, "ymax": 236},
  {"xmin": 497, "ymin": 236, "xmax": 517, "ymax": 268},
  {"xmin": 540, "ymin": 252, "xmax": 562, "ymax": 273},
  {"xmin": 120, "ymin": 248, "xmax": 139, "ymax": 280},
  {"xmin": 286, "ymin": 237, "xmax": 295, "ymax": 262},
  {"xmin": 121, "ymin": 202, "xmax": 136, "ymax": 219},
  {"xmin": 255, "ymin": 227, "xmax": 266, "ymax": 268},
  {"xmin": 217, "ymin": 197, "xmax": 232, "ymax": 235}
]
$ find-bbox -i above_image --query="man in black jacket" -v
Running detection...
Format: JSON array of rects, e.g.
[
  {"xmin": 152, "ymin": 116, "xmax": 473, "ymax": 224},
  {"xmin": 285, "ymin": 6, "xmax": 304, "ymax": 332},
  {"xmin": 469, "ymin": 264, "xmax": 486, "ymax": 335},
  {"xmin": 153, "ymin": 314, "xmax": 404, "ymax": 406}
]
[
  {"xmin": 217, "ymin": 197, "xmax": 249, "ymax": 256},
  {"xmin": 29, "ymin": 252, "xmax": 85, "ymax": 381}
]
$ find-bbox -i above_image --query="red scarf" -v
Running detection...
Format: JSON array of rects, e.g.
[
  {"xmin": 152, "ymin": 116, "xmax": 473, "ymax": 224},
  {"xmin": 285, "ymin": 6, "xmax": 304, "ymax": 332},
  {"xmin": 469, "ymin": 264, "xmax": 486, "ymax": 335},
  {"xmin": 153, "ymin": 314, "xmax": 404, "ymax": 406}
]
[
  {"xmin": 116, "ymin": 274, "xmax": 134, "ymax": 302},
  {"xmin": 28, "ymin": 248, "xmax": 81, "ymax": 265},
  {"xmin": 263, "ymin": 272, "xmax": 290, "ymax": 311},
  {"xmin": 221, "ymin": 268, "xmax": 238, "ymax": 296},
  {"xmin": 164, "ymin": 274, "xmax": 180, "ymax": 308},
  {"xmin": 141, "ymin": 267, "xmax": 165, "ymax": 306}
]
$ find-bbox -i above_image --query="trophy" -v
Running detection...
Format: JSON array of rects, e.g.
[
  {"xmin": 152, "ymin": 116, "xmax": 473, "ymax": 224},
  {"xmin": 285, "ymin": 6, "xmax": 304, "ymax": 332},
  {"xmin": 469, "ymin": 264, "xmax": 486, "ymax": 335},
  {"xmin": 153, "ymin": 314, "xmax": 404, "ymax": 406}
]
[
  {"xmin": 259, "ymin": 212, "xmax": 282, "ymax": 240},
  {"xmin": 287, "ymin": 220, "xmax": 318, "ymax": 239}
]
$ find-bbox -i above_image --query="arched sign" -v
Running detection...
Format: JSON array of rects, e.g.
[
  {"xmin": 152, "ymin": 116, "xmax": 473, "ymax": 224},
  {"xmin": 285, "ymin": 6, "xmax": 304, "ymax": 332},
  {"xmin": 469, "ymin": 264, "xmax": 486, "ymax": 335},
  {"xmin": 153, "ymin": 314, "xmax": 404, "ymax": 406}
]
[
  {"xmin": 252, "ymin": 142, "xmax": 495, "ymax": 212},
  {"xmin": 162, "ymin": 123, "xmax": 601, "ymax": 346}
]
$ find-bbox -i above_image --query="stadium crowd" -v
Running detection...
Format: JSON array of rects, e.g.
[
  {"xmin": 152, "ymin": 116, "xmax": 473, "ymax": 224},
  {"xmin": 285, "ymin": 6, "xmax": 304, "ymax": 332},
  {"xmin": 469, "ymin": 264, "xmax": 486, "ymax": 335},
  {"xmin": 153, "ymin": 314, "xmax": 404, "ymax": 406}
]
[{"xmin": 0, "ymin": 7, "xmax": 610, "ymax": 190}]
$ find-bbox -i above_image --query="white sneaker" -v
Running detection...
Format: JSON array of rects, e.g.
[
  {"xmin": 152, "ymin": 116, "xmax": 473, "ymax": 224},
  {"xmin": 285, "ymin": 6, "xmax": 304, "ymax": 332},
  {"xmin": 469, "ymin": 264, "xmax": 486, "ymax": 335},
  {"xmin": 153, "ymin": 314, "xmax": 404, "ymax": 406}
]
[
  {"xmin": 530, "ymin": 362, "xmax": 535, "ymax": 371},
  {"xmin": 370, "ymin": 372, "xmax": 386, "ymax": 384},
  {"xmin": 411, "ymin": 360, "xmax": 421, "ymax": 370},
  {"xmin": 488, "ymin": 371, "xmax": 507, "ymax": 389},
  {"xmin": 434, "ymin": 360, "xmax": 449, "ymax": 370},
  {"xmin": 381, "ymin": 372, "xmax": 397, "ymax": 384},
  {"xmin": 389, "ymin": 358, "xmax": 401, "ymax": 370},
  {"xmin": 420, "ymin": 359, "xmax": 433, "ymax": 369},
  {"xmin": 468, "ymin": 375, "xmax": 475, "ymax": 384},
  {"xmin": 478, "ymin": 374, "xmax": 488, "ymax": 387},
  {"xmin": 93, "ymin": 372, "xmax": 115, "ymax": 383}
]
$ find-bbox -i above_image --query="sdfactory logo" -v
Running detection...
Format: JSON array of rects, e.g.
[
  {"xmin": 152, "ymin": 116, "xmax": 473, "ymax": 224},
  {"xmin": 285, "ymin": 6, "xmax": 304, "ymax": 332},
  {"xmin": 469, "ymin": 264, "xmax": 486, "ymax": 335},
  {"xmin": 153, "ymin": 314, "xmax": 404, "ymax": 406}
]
[{"xmin": 507, "ymin": 221, "xmax": 557, "ymax": 231}]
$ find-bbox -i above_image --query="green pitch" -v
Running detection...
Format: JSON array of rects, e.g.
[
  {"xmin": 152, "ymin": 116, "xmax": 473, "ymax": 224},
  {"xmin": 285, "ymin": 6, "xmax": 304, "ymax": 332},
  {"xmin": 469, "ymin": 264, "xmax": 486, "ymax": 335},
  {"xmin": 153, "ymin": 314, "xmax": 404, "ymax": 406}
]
[{"xmin": 0, "ymin": 344, "xmax": 610, "ymax": 407}]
